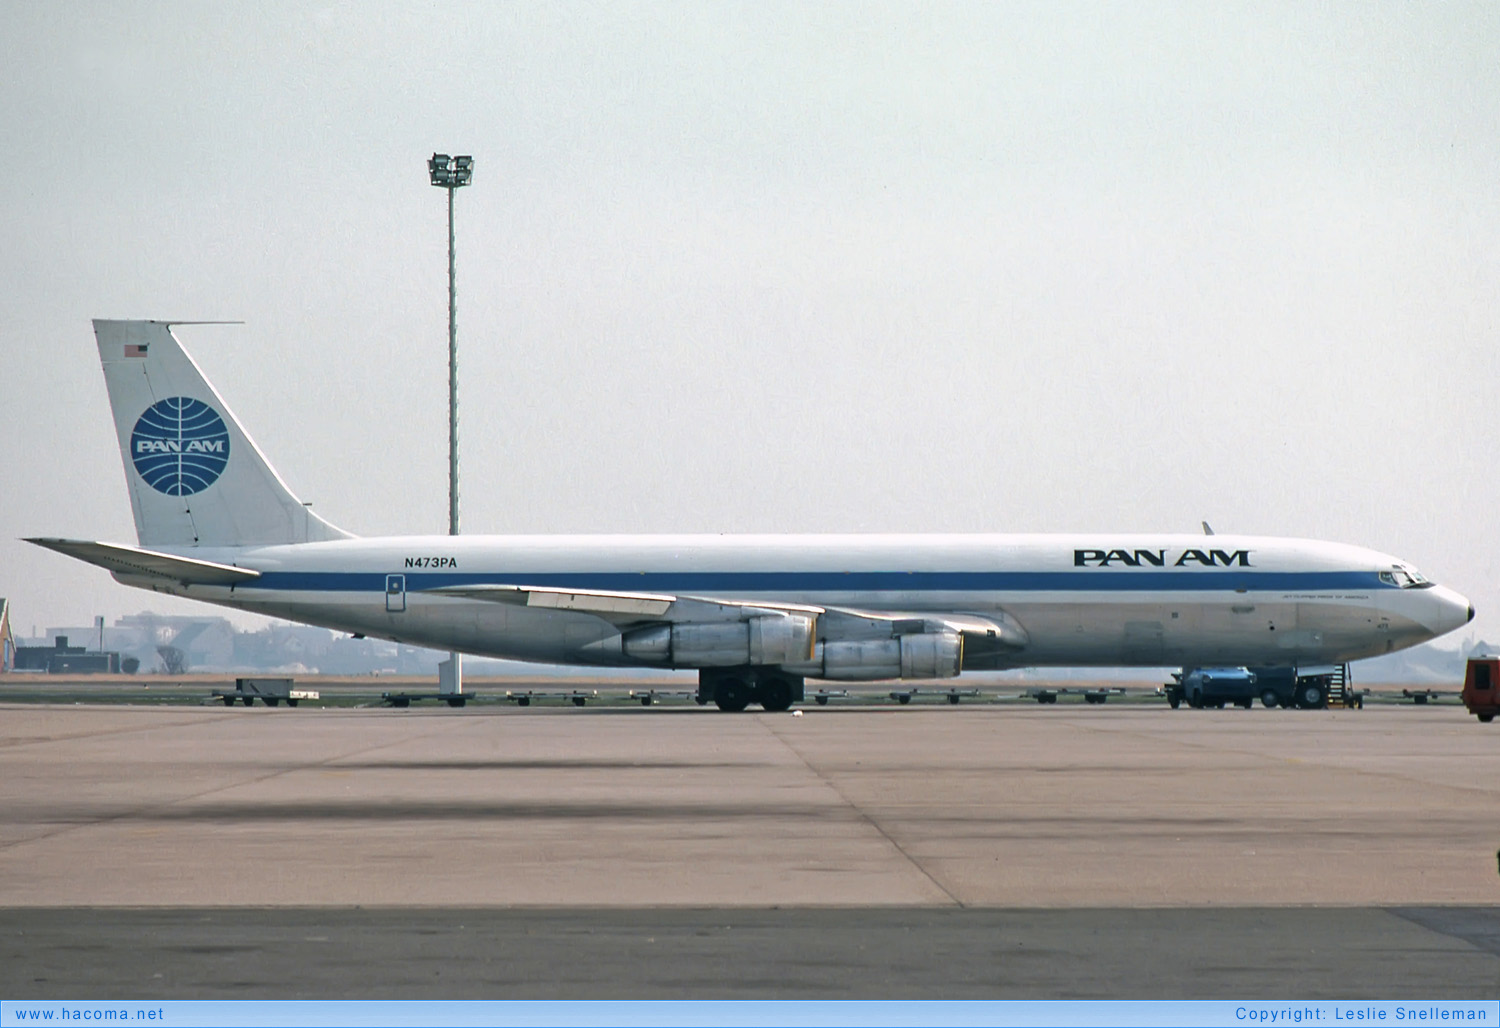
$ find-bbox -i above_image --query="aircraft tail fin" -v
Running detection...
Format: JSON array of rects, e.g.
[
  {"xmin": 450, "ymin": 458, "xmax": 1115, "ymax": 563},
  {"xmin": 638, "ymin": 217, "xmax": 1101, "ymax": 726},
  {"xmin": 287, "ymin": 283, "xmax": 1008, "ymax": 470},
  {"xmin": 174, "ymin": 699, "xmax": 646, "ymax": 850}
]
[{"xmin": 93, "ymin": 320, "xmax": 352, "ymax": 548}]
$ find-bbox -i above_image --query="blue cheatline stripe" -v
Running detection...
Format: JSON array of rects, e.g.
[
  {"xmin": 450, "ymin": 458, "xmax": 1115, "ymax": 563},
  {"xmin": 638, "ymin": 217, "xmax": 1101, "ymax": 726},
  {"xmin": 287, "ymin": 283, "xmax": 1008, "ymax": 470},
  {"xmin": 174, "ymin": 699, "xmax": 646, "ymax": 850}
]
[{"xmin": 236, "ymin": 569, "xmax": 1387, "ymax": 593}]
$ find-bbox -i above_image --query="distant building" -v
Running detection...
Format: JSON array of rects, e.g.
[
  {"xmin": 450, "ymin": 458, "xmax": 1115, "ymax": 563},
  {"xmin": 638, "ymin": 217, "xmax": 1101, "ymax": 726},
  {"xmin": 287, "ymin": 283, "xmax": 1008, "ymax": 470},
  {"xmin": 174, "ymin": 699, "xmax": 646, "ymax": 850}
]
[
  {"xmin": 13, "ymin": 636, "xmax": 121, "ymax": 674},
  {"xmin": 111, "ymin": 613, "xmax": 235, "ymax": 672},
  {"xmin": 0, "ymin": 599, "xmax": 12, "ymax": 672}
]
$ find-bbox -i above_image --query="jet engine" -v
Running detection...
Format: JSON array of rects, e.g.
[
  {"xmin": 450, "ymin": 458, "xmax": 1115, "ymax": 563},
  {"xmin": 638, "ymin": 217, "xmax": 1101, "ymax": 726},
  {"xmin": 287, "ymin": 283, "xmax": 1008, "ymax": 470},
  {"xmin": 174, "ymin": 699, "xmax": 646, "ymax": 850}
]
[
  {"xmin": 621, "ymin": 614, "xmax": 816, "ymax": 667},
  {"xmin": 783, "ymin": 630, "xmax": 963, "ymax": 680}
]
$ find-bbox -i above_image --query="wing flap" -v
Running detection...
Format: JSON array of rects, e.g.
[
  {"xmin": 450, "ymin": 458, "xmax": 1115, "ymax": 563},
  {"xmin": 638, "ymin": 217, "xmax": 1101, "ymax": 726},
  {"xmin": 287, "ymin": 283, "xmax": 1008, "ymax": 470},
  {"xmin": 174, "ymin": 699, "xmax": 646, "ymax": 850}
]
[
  {"xmin": 821, "ymin": 606, "xmax": 1029, "ymax": 647},
  {"xmin": 430, "ymin": 584, "xmax": 674, "ymax": 616},
  {"xmin": 429, "ymin": 584, "xmax": 823, "ymax": 626}
]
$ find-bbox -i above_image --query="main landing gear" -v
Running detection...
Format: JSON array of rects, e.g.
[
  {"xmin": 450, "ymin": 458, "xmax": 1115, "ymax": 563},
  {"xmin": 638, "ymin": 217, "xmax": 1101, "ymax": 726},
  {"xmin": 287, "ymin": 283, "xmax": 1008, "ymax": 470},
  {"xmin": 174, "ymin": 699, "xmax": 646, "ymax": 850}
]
[{"xmin": 698, "ymin": 668, "xmax": 804, "ymax": 712}]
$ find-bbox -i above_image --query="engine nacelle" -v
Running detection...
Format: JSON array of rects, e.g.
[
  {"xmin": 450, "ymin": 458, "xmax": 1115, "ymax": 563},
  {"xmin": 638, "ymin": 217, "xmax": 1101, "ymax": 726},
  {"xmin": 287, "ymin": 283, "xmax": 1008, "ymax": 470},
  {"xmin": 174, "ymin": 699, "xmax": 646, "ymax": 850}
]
[
  {"xmin": 784, "ymin": 631, "xmax": 963, "ymax": 681},
  {"xmin": 621, "ymin": 614, "xmax": 816, "ymax": 667}
]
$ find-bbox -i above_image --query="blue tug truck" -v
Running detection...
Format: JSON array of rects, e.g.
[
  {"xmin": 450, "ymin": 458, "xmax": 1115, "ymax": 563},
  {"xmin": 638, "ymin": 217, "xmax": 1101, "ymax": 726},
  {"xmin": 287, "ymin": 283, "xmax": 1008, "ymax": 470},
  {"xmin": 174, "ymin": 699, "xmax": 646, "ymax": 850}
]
[{"xmin": 1165, "ymin": 667, "xmax": 1347, "ymax": 710}]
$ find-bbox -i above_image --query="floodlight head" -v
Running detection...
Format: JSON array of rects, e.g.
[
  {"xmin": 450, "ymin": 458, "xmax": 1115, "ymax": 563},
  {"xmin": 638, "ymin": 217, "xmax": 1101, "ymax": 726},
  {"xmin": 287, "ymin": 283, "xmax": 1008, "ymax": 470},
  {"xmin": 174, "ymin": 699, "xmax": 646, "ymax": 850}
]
[
  {"xmin": 453, "ymin": 155, "xmax": 473, "ymax": 186},
  {"xmin": 428, "ymin": 153, "xmax": 453, "ymax": 187}
]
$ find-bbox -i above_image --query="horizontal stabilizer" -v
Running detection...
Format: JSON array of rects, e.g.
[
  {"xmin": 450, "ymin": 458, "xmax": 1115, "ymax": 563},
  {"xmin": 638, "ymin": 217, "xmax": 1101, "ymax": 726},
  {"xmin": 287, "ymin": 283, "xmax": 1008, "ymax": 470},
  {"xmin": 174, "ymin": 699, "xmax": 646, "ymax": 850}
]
[{"xmin": 24, "ymin": 538, "xmax": 261, "ymax": 586}]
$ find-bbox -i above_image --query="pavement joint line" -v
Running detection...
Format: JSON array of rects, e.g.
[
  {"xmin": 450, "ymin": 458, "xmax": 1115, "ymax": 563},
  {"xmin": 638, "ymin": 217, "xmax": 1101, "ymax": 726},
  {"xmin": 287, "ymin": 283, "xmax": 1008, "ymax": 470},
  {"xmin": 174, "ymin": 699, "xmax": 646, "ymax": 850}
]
[
  {"xmin": 0, "ymin": 709, "xmax": 222, "ymax": 751},
  {"xmin": 1064, "ymin": 717, "xmax": 1500, "ymax": 801},
  {"xmin": 754, "ymin": 713, "xmax": 966, "ymax": 908},
  {"xmin": 0, "ymin": 714, "xmax": 482, "ymax": 854}
]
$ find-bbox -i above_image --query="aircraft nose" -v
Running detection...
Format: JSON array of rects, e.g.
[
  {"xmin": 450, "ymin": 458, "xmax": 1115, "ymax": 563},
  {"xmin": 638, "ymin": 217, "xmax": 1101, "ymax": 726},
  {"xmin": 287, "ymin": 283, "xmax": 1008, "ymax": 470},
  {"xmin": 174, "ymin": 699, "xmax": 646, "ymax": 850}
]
[{"xmin": 1427, "ymin": 585, "xmax": 1473, "ymax": 636}]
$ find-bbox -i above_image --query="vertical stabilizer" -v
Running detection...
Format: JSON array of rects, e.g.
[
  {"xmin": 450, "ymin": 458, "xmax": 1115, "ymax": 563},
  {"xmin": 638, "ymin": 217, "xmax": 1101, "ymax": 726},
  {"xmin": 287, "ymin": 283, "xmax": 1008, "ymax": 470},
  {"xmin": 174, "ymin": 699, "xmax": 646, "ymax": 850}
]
[{"xmin": 93, "ymin": 320, "xmax": 351, "ymax": 548}]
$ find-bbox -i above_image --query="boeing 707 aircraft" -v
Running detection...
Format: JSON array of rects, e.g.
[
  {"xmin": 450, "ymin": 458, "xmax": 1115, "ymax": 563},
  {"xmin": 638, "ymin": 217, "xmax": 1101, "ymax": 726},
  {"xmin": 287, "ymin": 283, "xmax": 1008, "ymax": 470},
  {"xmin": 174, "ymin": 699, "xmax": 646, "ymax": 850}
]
[{"xmin": 28, "ymin": 320, "xmax": 1474, "ymax": 711}]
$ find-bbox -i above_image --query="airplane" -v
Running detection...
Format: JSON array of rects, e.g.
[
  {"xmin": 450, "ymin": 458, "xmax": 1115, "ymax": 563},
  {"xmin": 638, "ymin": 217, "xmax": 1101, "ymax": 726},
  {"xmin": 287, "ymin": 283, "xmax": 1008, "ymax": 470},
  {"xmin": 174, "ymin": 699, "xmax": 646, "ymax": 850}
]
[{"xmin": 28, "ymin": 320, "xmax": 1474, "ymax": 711}]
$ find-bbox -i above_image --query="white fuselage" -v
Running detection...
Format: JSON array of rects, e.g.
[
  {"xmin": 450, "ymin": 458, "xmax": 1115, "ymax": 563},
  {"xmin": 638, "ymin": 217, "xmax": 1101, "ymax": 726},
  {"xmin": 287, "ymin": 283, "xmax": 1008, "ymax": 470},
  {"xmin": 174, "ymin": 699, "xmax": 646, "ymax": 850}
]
[{"xmin": 116, "ymin": 532, "xmax": 1472, "ymax": 671}]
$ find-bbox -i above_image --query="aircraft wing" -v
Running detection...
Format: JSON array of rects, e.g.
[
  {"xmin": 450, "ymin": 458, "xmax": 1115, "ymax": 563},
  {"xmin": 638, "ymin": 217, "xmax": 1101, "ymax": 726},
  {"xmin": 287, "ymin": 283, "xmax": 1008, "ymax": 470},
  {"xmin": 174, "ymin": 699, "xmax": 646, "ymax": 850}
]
[
  {"xmin": 430, "ymin": 584, "xmax": 1027, "ymax": 655},
  {"xmin": 24, "ymin": 538, "xmax": 262, "ymax": 586}
]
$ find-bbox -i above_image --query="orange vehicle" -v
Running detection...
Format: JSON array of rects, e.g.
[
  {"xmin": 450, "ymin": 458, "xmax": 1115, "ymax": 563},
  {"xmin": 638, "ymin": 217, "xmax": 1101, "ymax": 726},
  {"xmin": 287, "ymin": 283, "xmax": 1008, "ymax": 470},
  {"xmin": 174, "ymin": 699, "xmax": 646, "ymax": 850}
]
[{"xmin": 1462, "ymin": 657, "xmax": 1499, "ymax": 723}]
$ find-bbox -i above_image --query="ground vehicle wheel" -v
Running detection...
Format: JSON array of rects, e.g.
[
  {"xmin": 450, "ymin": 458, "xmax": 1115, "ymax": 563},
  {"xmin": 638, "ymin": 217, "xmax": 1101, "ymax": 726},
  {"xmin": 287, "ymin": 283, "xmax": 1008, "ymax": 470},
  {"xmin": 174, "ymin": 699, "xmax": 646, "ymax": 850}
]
[
  {"xmin": 266, "ymin": 698, "xmax": 280, "ymax": 707},
  {"xmin": 515, "ymin": 696, "xmax": 530, "ymax": 707},
  {"xmin": 1298, "ymin": 682, "xmax": 1325, "ymax": 709},
  {"xmin": 757, "ymin": 675, "xmax": 795, "ymax": 712},
  {"xmin": 897, "ymin": 694, "xmax": 912, "ymax": 705},
  {"xmin": 1044, "ymin": 693, "xmax": 1057, "ymax": 704},
  {"xmin": 242, "ymin": 696, "xmax": 255, "ymax": 707},
  {"xmin": 815, "ymin": 696, "xmax": 829, "ymax": 706},
  {"xmin": 222, "ymin": 696, "xmax": 235, "ymax": 707},
  {"xmin": 713, "ymin": 677, "xmax": 752, "ymax": 712},
  {"xmin": 1479, "ymin": 713, "xmax": 1494, "ymax": 723},
  {"xmin": 1237, "ymin": 698, "xmax": 1252, "ymax": 709},
  {"xmin": 287, "ymin": 699, "xmax": 298, "ymax": 707},
  {"xmin": 446, "ymin": 696, "xmax": 466, "ymax": 708},
  {"xmin": 1260, "ymin": 689, "xmax": 1279, "ymax": 709}
]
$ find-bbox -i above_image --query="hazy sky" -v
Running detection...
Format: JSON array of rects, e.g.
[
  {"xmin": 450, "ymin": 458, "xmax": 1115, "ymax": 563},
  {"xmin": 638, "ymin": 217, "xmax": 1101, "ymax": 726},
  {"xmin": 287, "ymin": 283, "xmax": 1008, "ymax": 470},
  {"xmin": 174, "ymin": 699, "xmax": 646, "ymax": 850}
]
[{"xmin": 2, "ymin": 2, "xmax": 1498, "ymax": 652}]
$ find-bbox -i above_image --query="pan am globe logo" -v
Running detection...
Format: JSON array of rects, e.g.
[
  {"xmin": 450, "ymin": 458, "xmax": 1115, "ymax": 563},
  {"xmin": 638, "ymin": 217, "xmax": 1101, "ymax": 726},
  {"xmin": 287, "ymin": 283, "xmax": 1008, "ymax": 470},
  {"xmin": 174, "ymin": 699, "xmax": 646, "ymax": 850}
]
[{"xmin": 130, "ymin": 397, "xmax": 231, "ymax": 496}]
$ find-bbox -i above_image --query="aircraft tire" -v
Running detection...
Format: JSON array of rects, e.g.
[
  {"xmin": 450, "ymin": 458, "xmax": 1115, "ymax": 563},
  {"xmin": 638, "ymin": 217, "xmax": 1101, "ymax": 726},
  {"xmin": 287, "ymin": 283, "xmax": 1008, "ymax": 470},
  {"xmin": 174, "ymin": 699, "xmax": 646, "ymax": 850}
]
[
  {"xmin": 1167, "ymin": 694, "xmax": 1181, "ymax": 709},
  {"xmin": 757, "ymin": 675, "xmax": 795, "ymax": 713},
  {"xmin": 713, "ymin": 677, "xmax": 752, "ymax": 713}
]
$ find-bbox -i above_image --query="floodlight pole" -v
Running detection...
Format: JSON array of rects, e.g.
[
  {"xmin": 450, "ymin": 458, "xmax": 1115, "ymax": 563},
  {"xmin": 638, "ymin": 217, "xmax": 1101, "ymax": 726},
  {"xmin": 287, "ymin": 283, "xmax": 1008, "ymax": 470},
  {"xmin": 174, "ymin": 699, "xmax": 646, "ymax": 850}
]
[
  {"xmin": 446, "ymin": 182, "xmax": 459, "ymax": 537},
  {"xmin": 429, "ymin": 153, "xmax": 473, "ymax": 699}
]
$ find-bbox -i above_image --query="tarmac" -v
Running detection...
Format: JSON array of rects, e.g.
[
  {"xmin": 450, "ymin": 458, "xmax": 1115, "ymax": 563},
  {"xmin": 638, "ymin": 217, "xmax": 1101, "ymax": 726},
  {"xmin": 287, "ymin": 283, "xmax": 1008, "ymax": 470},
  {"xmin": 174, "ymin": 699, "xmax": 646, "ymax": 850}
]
[{"xmin": 0, "ymin": 700, "xmax": 1496, "ymax": 998}]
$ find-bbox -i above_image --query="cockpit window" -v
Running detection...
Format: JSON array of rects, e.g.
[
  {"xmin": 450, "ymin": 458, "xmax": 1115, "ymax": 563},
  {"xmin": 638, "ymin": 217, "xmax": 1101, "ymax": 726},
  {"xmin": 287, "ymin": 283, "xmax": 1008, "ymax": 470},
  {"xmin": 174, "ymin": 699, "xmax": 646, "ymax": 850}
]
[{"xmin": 1385, "ymin": 566, "xmax": 1434, "ymax": 589}]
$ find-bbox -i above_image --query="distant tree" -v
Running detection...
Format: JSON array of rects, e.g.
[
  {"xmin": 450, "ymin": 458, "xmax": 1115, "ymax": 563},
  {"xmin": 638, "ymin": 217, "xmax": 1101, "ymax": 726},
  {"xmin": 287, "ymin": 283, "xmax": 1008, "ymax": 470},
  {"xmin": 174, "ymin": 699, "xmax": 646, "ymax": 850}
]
[{"xmin": 156, "ymin": 645, "xmax": 186, "ymax": 676}]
